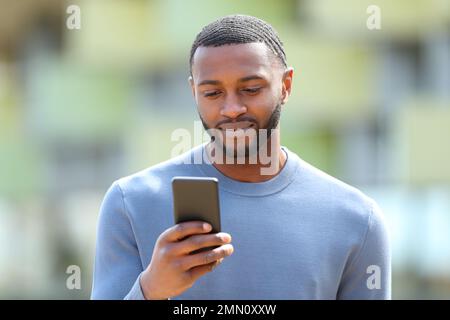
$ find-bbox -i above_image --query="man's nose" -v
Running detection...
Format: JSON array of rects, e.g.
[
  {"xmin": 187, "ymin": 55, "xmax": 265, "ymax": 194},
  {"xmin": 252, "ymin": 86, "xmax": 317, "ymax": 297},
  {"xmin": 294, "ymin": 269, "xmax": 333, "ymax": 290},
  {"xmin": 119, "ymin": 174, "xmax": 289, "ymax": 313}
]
[{"xmin": 220, "ymin": 94, "xmax": 247, "ymax": 119}]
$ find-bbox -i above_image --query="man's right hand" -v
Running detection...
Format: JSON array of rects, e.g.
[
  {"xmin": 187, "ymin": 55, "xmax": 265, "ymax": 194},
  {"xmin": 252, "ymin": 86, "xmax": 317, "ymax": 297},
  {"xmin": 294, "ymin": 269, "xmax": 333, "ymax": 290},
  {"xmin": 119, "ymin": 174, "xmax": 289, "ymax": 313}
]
[{"xmin": 139, "ymin": 221, "xmax": 234, "ymax": 300}]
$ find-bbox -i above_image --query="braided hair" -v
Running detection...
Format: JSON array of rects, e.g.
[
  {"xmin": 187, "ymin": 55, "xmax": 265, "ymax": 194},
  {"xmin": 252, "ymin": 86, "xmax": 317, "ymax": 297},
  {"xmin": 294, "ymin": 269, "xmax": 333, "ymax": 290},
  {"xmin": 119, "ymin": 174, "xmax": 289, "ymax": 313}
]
[{"xmin": 189, "ymin": 14, "xmax": 287, "ymax": 74}]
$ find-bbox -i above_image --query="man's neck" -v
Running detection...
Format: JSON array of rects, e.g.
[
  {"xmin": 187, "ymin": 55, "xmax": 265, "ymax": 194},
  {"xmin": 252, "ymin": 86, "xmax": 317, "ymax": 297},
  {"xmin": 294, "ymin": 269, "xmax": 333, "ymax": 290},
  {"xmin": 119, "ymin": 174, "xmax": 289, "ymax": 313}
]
[{"xmin": 205, "ymin": 141, "xmax": 287, "ymax": 183}]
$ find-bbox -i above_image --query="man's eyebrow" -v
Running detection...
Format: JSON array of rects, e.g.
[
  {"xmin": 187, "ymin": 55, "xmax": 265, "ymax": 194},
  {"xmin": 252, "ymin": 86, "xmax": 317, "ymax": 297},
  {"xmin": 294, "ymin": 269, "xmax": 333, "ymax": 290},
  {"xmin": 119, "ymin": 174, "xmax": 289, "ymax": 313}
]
[
  {"xmin": 197, "ymin": 75, "xmax": 266, "ymax": 86},
  {"xmin": 198, "ymin": 80, "xmax": 221, "ymax": 86},
  {"xmin": 238, "ymin": 75, "xmax": 266, "ymax": 82}
]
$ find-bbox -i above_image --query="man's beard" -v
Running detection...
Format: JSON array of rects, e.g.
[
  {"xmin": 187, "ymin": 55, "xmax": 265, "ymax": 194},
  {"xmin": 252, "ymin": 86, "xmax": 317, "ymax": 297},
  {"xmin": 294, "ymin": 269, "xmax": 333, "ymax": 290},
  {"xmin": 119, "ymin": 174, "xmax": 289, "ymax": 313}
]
[{"xmin": 199, "ymin": 103, "xmax": 282, "ymax": 159}]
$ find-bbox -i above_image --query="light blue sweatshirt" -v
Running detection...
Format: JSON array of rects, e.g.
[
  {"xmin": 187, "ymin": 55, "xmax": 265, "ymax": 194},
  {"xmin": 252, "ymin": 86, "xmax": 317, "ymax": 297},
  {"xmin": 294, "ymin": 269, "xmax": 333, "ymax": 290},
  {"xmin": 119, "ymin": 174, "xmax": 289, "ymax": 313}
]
[{"xmin": 91, "ymin": 143, "xmax": 391, "ymax": 299}]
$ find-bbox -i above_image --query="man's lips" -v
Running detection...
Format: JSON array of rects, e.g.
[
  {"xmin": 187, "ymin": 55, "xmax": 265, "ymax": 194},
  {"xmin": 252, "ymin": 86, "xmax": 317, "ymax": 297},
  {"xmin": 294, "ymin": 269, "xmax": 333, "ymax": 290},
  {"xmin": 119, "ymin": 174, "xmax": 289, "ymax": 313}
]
[{"xmin": 218, "ymin": 121, "xmax": 256, "ymax": 131}]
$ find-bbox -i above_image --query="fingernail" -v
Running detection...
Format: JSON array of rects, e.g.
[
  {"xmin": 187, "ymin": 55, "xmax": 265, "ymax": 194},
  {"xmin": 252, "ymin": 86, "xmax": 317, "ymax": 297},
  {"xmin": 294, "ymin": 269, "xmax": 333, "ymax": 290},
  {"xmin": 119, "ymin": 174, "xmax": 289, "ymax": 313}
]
[
  {"xmin": 219, "ymin": 233, "xmax": 231, "ymax": 243},
  {"xmin": 203, "ymin": 223, "xmax": 212, "ymax": 231}
]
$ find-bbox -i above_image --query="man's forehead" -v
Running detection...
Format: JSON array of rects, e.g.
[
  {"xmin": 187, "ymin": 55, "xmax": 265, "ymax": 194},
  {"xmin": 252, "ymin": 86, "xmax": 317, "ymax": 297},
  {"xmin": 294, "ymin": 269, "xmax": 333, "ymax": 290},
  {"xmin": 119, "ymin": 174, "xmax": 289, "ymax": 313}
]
[{"xmin": 191, "ymin": 42, "xmax": 276, "ymax": 81}]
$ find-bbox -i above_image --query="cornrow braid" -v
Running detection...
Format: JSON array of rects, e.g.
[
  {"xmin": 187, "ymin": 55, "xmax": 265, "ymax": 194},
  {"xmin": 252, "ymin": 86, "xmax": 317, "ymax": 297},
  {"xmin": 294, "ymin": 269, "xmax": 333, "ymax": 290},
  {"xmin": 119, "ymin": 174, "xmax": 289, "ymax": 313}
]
[{"xmin": 189, "ymin": 14, "xmax": 287, "ymax": 74}]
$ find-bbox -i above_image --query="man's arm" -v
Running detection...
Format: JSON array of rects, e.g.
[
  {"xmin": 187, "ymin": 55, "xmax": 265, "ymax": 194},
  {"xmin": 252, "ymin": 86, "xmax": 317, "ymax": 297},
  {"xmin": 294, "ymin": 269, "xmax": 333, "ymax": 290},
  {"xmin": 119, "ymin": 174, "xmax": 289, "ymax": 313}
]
[
  {"xmin": 91, "ymin": 180, "xmax": 233, "ymax": 300},
  {"xmin": 91, "ymin": 181, "xmax": 146, "ymax": 300},
  {"xmin": 337, "ymin": 200, "xmax": 392, "ymax": 299}
]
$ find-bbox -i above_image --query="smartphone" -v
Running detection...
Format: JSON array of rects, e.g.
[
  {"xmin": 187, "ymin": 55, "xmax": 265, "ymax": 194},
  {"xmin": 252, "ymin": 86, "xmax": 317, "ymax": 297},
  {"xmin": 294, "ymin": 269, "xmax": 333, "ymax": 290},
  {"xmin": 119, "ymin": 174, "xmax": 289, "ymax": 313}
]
[{"xmin": 172, "ymin": 176, "xmax": 221, "ymax": 254}]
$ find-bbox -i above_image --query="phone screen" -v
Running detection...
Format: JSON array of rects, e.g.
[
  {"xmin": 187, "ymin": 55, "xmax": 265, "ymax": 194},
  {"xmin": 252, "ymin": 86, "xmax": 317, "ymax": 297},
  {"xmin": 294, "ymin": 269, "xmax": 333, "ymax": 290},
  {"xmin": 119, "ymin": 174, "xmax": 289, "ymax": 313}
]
[{"xmin": 172, "ymin": 176, "xmax": 221, "ymax": 233}]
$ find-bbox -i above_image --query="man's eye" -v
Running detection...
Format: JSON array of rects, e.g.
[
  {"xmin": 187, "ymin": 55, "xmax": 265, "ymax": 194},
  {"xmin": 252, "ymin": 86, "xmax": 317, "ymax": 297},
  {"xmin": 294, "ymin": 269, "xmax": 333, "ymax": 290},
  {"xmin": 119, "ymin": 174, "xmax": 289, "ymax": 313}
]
[
  {"xmin": 243, "ymin": 87, "xmax": 261, "ymax": 94},
  {"xmin": 204, "ymin": 91, "xmax": 221, "ymax": 97}
]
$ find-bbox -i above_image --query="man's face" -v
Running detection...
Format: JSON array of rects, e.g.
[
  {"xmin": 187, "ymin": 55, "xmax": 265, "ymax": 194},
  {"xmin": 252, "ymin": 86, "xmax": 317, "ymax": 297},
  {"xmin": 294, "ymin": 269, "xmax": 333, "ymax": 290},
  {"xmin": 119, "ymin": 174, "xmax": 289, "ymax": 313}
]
[{"xmin": 190, "ymin": 42, "xmax": 293, "ymax": 158}]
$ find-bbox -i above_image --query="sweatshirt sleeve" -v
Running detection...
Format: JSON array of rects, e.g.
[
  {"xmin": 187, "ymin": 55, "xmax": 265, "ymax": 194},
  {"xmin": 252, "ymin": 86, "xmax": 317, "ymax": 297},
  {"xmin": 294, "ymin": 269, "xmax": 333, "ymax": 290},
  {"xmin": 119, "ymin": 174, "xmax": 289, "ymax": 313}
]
[
  {"xmin": 91, "ymin": 181, "xmax": 146, "ymax": 300},
  {"xmin": 337, "ymin": 200, "xmax": 392, "ymax": 299}
]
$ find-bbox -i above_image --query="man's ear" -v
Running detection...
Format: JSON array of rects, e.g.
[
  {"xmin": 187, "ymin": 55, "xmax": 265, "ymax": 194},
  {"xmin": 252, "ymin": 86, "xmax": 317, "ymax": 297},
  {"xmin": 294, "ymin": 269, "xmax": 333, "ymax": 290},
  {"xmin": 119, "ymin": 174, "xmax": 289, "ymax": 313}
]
[
  {"xmin": 188, "ymin": 76, "xmax": 196, "ymax": 99},
  {"xmin": 281, "ymin": 67, "xmax": 294, "ymax": 105}
]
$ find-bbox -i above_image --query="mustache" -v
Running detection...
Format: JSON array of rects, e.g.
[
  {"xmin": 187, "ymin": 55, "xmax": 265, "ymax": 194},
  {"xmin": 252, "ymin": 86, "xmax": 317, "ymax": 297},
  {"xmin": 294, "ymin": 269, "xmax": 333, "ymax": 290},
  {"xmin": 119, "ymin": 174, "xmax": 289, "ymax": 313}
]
[{"xmin": 215, "ymin": 116, "xmax": 258, "ymax": 128}]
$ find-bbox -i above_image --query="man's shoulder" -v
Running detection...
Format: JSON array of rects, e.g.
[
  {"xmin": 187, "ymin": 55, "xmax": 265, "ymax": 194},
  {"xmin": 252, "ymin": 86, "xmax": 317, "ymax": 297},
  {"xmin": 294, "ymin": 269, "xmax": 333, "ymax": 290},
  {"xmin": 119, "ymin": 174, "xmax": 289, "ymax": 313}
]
[
  {"xmin": 291, "ymin": 150, "xmax": 380, "ymax": 224},
  {"xmin": 114, "ymin": 146, "xmax": 201, "ymax": 196},
  {"xmin": 290, "ymin": 150, "xmax": 386, "ymax": 245}
]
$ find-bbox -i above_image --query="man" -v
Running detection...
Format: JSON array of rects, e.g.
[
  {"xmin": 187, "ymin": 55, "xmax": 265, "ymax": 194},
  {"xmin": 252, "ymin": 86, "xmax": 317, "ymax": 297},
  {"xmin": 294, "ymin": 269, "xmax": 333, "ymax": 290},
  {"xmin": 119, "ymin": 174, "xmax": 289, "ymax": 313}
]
[{"xmin": 91, "ymin": 14, "xmax": 391, "ymax": 300}]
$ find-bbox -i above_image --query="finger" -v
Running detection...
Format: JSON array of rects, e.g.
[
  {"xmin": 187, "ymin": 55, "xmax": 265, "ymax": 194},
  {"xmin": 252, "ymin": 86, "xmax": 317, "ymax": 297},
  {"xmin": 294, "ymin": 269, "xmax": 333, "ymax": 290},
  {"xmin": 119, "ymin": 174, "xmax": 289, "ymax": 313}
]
[
  {"xmin": 188, "ymin": 258, "xmax": 225, "ymax": 282},
  {"xmin": 162, "ymin": 221, "xmax": 212, "ymax": 243},
  {"xmin": 172, "ymin": 232, "xmax": 232, "ymax": 255},
  {"xmin": 183, "ymin": 244, "xmax": 234, "ymax": 270}
]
